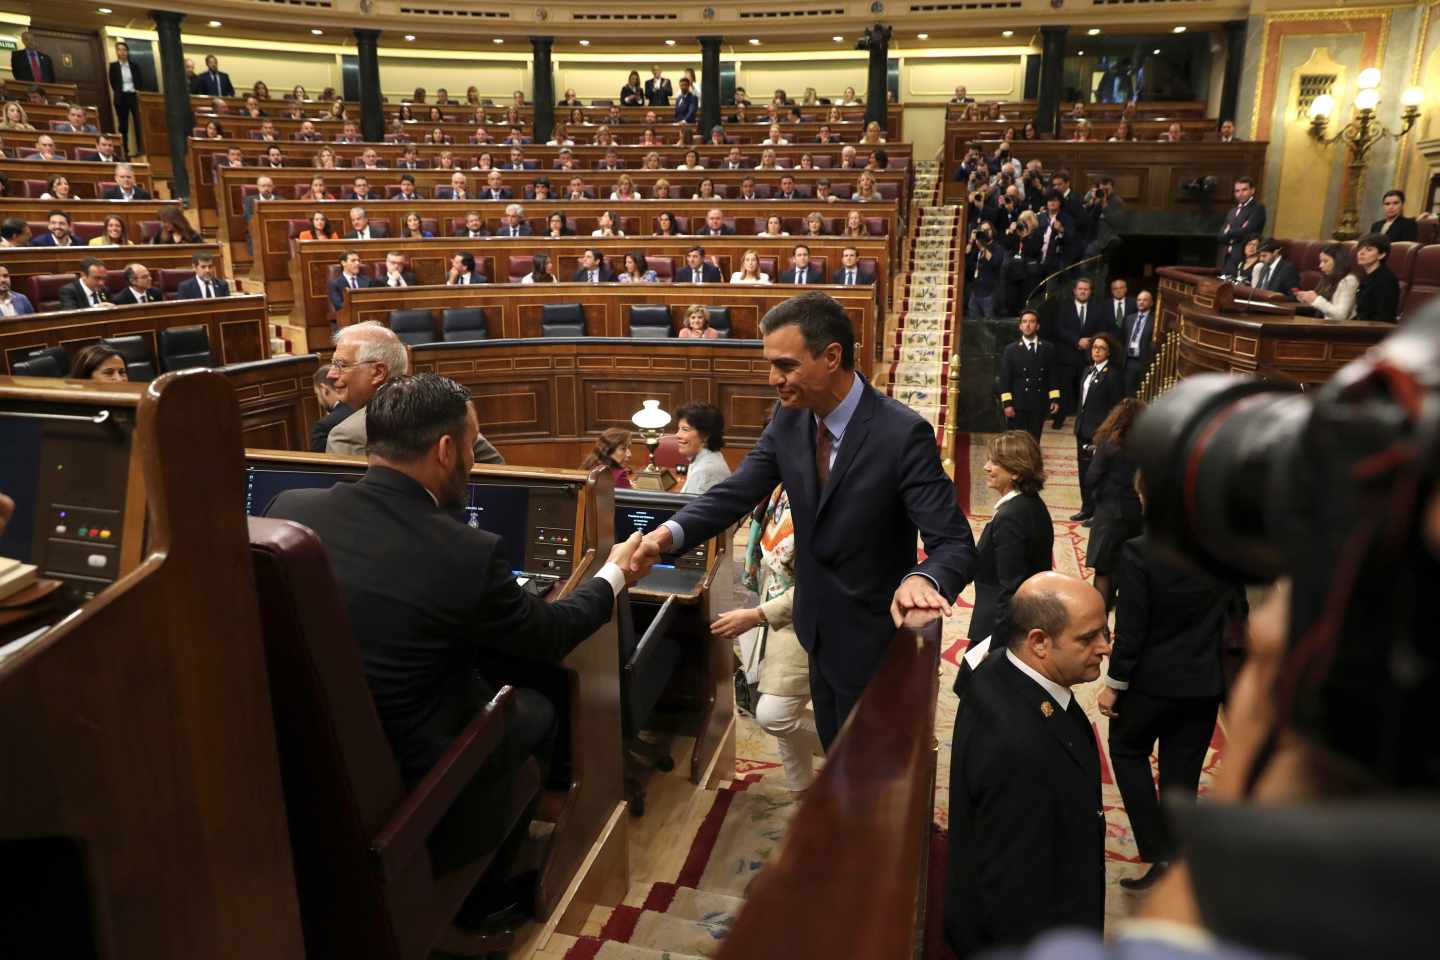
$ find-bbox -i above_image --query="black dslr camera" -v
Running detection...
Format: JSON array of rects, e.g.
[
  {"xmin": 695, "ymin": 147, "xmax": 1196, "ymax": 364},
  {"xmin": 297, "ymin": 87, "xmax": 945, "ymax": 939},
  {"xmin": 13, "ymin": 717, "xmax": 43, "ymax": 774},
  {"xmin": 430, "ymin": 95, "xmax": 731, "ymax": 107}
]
[{"xmin": 1130, "ymin": 310, "xmax": 1440, "ymax": 788}]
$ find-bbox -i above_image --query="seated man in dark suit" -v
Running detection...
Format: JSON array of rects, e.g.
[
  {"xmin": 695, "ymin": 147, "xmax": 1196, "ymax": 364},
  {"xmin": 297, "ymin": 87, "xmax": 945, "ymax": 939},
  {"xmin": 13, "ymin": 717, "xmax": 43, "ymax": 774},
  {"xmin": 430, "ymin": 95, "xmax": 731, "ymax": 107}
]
[
  {"xmin": 1253, "ymin": 240, "xmax": 1300, "ymax": 300},
  {"xmin": 378, "ymin": 250, "xmax": 418, "ymax": 288},
  {"xmin": 778, "ymin": 244, "xmax": 817, "ymax": 284},
  {"xmin": 329, "ymin": 250, "xmax": 375, "ymax": 309},
  {"xmin": 675, "ymin": 245, "xmax": 722, "ymax": 284},
  {"xmin": 111, "ymin": 262, "xmax": 162, "ymax": 305},
  {"xmin": 347, "ymin": 176, "xmax": 381, "ymax": 203},
  {"xmin": 455, "ymin": 211, "xmax": 490, "ymax": 239},
  {"xmin": 308, "ymin": 366, "xmax": 353, "ymax": 453},
  {"xmin": 1370, "ymin": 189, "xmax": 1419, "ymax": 243},
  {"xmin": 345, "ymin": 206, "xmax": 378, "ymax": 240},
  {"xmin": 57, "ymin": 104, "xmax": 99, "ymax": 134},
  {"xmin": 698, "ymin": 208, "xmax": 735, "ymax": 236},
  {"xmin": 571, "ymin": 248, "xmax": 616, "ymax": 283},
  {"xmin": 176, "ymin": 252, "xmax": 232, "ymax": 300},
  {"xmin": 945, "ymin": 572, "xmax": 1109, "ymax": 956},
  {"xmin": 446, "ymin": 252, "xmax": 488, "ymax": 285},
  {"xmin": 494, "ymin": 203, "xmax": 533, "ymax": 237},
  {"xmin": 629, "ymin": 293, "xmax": 976, "ymax": 747},
  {"xmin": 482, "ymin": 170, "xmax": 513, "ymax": 201},
  {"xmin": 831, "ymin": 246, "xmax": 875, "ymax": 286},
  {"xmin": 266, "ymin": 372, "xmax": 653, "ymax": 925},
  {"xmin": 30, "ymin": 210, "xmax": 76, "ymax": 247},
  {"xmin": 57, "ymin": 256, "xmax": 114, "ymax": 310}
]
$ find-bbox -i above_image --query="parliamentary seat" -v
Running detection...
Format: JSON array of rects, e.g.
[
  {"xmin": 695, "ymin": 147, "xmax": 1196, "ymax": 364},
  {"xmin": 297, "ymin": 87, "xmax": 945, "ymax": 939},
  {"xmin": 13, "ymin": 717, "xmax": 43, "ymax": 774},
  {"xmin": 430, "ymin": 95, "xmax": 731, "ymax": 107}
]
[
  {"xmin": 540, "ymin": 303, "xmax": 586, "ymax": 337},
  {"xmin": 26, "ymin": 273, "xmax": 74, "ymax": 312},
  {"xmin": 1387, "ymin": 241, "xmax": 1421, "ymax": 303},
  {"xmin": 616, "ymin": 594, "xmax": 682, "ymax": 815},
  {"xmin": 388, "ymin": 309, "xmax": 439, "ymax": 346},
  {"xmin": 75, "ymin": 147, "xmax": 100, "ymax": 161},
  {"xmin": 158, "ymin": 325, "xmax": 214, "ymax": 372},
  {"xmin": 246, "ymin": 517, "xmax": 539, "ymax": 960},
  {"xmin": 13, "ymin": 345, "xmax": 70, "ymax": 377},
  {"xmin": 506, "ymin": 255, "xmax": 532, "ymax": 282},
  {"xmin": 139, "ymin": 220, "xmax": 163, "ymax": 243},
  {"xmin": 759, "ymin": 256, "xmax": 779, "ymax": 277},
  {"xmin": 704, "ymin": 306, "xmax": 733, "ymax": 336},
  {"xmin": 628, "ymin": 304, "xmax": 673, "ymax": 338},
  {"xmin": 103, "ymin": 270, "xmax": 128, "ymax": 299},
  {"xmin": 70, "ymin": 221, "xmax": 105, "ymax": 244},
  {"xmin": 101, "ymin": 334, "xmax": 158, "ymax": 381},
  {"xmin": 648, "ymin": 257, "xmax": 674, "ymax": 281},
  {"xmin": 440, "ymin": 307, "xmax": 487, "ymax": 342},
  {"xmin": 157, "ymin": 267, "xmax": 193, "ymax": 300},
  {"xmin": 17, "ymin": 178, "xmax": 48, "ymax": 198},
  {"xmin": 19, "ymin": 147, "xmax": 66, "ymax": 160},
  {"xmin": 1419, "ymin": 218, "xmax": 1439, "ymax": 245},
  {"xmin": 1402, "ymin": 243, "xmax": 1440, "ymax": 318}
]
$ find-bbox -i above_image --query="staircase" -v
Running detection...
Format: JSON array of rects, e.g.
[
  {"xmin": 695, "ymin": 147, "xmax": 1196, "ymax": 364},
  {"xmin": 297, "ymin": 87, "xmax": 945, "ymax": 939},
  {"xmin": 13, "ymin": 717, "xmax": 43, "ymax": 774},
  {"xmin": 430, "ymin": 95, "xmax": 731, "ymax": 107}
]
[
  {"xmin": 884, "ymin": 161, "xmax": 963, "ymax": 443},
  {"xmin": 540, "ymin": 778, "xmax": 800, "ymax": 959}
]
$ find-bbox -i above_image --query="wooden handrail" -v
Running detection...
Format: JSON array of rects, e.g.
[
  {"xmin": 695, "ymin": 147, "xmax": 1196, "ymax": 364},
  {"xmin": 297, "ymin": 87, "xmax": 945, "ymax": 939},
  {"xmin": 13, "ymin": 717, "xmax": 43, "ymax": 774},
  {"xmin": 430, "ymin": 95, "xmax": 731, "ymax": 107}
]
[{"xmin": 717, "ymin": 610, "xmax": 942, "ymax": 960}]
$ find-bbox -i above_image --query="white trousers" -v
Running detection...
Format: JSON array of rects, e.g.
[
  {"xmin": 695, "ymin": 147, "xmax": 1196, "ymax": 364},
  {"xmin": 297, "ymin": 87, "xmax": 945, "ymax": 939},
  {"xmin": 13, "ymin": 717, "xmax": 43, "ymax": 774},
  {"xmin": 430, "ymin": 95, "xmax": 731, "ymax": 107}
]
[{"xmin": 754, "ymin": 693, "xmax": 818, "ymax": 791}]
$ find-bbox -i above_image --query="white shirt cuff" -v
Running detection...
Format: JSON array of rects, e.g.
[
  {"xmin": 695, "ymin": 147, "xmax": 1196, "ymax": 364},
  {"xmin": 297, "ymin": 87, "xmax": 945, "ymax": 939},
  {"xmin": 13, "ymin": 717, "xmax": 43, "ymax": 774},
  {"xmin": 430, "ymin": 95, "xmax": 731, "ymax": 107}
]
[
  {"xmin": 1105, "ymin": 675, "xmax": 1130, "ymax": 690},
  {"xmin": 661, "ymin": 520, "xmax": 685, "ymax": 551},
  {"xmin": 594, "ymin": 562, "xmax": 627, "ymax": 598}
]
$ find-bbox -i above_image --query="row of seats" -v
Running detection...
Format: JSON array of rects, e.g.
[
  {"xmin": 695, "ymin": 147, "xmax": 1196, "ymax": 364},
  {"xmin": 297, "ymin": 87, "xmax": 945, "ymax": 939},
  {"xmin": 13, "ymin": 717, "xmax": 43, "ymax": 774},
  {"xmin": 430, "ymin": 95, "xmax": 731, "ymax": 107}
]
[
  {"xmin": 6, "ymin": 178, "xmax": 134, "ymax": 199},
  {"xmin": 11, "ymin": 327, "xmax": 213, "ymax": 379},
  {"xmin": 17, "ymin": 219, "xmax": 166, "ymax": 243},
  {"xmin": 328, "ymin": 253, "xmax": 866, "ymax": 285},
  {"xmin": 3, "ymin": 146, "xmax": 114, "ymax": 161},
  {"xmin": 1276, "ymin": 237, "xmax": 1440, "ymax": 318},
  {"xmin": 20, "ymin": 268, "xmax": 205, "ymax": 312},
  {"xmin": 381, "ymin": 303, "xmax": 733, "ymax": 344},
  {"xmin": 290, "ymin": 214, "xmax": 883, "ymax": 241},
  {"xmin": 241, "ymin": 178, "xmax": 899, "ymax": 202}
]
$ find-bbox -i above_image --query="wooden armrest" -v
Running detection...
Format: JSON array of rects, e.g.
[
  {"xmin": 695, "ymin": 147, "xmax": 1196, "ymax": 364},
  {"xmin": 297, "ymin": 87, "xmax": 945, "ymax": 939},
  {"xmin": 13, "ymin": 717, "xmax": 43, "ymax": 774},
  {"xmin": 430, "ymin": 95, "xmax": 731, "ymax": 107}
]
[{"xmin": 373, "ymin": 685, "xmax": 516, "ymax": 874}]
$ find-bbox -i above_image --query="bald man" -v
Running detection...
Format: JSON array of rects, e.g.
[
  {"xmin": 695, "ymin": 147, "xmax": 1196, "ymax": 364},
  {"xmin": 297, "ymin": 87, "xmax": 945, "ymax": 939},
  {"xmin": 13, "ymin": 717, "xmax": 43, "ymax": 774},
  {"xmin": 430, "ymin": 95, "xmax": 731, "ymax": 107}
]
[{"xmin": 944, "ymin": 571, "xmax": 1110, "ymax": 956}]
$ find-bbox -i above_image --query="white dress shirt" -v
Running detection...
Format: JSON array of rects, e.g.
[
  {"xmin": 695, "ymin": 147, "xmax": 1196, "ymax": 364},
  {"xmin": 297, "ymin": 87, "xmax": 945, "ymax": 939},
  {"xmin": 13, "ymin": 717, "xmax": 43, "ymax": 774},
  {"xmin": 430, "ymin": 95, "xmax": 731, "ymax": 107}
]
[
  {"xmin": 118, "ymin": 61, "xmax": 135, "ymax": 93},
  {"xmin": 1006, "ymin": 649, "xmax": 1073, "ymax": 709}
]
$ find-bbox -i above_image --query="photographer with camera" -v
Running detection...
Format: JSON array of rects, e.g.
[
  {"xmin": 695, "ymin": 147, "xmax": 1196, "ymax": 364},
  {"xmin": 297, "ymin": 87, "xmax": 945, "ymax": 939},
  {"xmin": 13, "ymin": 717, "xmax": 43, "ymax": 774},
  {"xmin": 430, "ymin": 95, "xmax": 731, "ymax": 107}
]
[
  {"xmin": 1083, "ymin": 175, "xmax": 1124, "ymax": 259},
  {"xmin": 1037, "ymin": 190, "xmax": 1078, "ymax": 274},
  {"xmin": 1001, "ymin": 208, "xmax": 1043, "ymax": 313},
  {"xmin": 967, "ymin": 218, "xmax": 1009, "ymax": 318}
]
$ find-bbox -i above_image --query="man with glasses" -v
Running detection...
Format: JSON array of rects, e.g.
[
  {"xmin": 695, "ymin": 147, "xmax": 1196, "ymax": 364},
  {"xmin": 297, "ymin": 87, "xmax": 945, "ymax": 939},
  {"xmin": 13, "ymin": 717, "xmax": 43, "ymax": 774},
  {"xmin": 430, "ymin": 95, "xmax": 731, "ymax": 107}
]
[{"xmin": 325, "ymin": 321, "xmax": 503, "ymax": 463}]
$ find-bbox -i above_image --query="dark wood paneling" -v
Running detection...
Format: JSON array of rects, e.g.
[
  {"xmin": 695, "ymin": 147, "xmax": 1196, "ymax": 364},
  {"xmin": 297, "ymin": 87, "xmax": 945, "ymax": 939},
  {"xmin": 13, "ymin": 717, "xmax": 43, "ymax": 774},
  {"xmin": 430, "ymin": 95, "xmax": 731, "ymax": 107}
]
[{"xmin": 219, "ymin": 353, "xmax": 320, "ymax": 452}]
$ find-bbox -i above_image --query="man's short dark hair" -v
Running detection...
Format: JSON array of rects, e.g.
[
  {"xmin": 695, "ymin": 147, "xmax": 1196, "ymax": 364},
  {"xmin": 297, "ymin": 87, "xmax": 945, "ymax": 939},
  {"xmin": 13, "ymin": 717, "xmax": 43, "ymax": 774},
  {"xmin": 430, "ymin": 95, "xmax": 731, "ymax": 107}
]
[
  {"xmin": 456, "ymin": 252, "xmax": 476, "ymax": 272},
  {"xmin": 400, "ymin": 173, "xmax": 415, "ymax": 184},
  {"xmin": 48, "ymin": 209, "xmax": 70, "ymax": 223},
  {"xmin": 760, "ymin": 292, "xmax": 856, "ymax": 371},
  {"xmin": 1052, "ymin": 168, "xmax": 1071, "ymax": 185},
  {"xmin": 366, "ymin": 373, "xmax": 473, "ymax": 462},
  {"xmin": 1073, "ymin": 276, "xmax": 1092, "ymax": 290},
  {"xmin": 0, "ymin": 217, "xmax": 26, "ymax": 240},
  {"xmin": 793, "ymin": 243, "xmax": 810, "ymax": 256},
  {"xmin": 1235, "ymin": 175, "xmax": 1255, "ymax": 189},
  {"xmin": 688, "ymin": 244, "xmax": 705, "ymax": 256},
  {"xmin": 80, "ymin": 256, "xmax": 104, "ymax": 274},
  {"xmin": 1019, "ymin": 308, "xmax": 1040, "ymax": 322},
  {"xmin": 1008, "ymin": 587, "xmax": 1070, "ymax": 649},
  {"xmin": 1258, "ymin": 239, "xmax": 1284, "ymax": 255},
  {"xmin": 1357, "ymin": 232, "xmax": 1391, "ymax": 256},
  {"xmin": 673, "ymin": 401, "xmax": 726, "ymax": 451},
  {"xmin": 1384, "ymin": 189, "xmax": 1406, "ymax": 204},
  {"xmin": 1045, "ymin": 189, "xmax": 1064, "ymax": 204}
]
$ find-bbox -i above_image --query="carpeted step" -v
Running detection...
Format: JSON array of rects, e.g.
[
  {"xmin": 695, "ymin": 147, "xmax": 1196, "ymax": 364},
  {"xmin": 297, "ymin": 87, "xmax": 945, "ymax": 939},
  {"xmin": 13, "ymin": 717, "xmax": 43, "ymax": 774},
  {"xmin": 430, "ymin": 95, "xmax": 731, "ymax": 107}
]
[
  {"xmin": 562, "ymin": 937, "xmax": 705, "ymax": 960},
  {"xmin": 636, "ymin": 882, "xmax": 747, "ymax": 922},
  {"xmin": 588, "ymin": 903, "xmax": 734, "ymax": 958}
]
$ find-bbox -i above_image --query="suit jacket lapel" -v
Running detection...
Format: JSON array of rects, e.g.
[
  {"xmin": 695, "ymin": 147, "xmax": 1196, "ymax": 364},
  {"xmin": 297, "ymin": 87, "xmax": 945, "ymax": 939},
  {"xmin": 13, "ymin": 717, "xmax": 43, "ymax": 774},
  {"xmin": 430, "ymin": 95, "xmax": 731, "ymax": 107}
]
[
  {"xmin": 796, "ymin": 412, "xmax": 821, "ymax": 519},
  {"xmin": 815, "ymin": 377, "xmax": 875, "ymax": 517},
  {"xmin": 998, "ymin": 655, "xmax": 1091, "ymax": 772}
]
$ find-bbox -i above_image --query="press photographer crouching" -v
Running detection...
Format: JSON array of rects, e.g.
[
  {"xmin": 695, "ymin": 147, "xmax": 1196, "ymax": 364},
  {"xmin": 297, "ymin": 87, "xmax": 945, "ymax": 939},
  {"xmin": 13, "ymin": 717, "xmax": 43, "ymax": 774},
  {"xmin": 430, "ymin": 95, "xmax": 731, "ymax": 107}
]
[
  {"xmin": 987, "ymin": 306, "xmax": 1440, "ymax": 959},
  {"xmin": 966, "ymin": 218, "xmax": 1008, "ymax": 319}
]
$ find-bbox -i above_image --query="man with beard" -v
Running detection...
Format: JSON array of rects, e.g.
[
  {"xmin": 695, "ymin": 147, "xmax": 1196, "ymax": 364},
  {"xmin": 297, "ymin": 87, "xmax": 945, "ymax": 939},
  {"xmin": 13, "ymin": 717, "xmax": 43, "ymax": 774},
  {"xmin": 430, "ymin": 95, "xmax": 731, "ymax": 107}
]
[{"xmin": 265, "ymin": 371, "xmax": 654, "ymax": 928}]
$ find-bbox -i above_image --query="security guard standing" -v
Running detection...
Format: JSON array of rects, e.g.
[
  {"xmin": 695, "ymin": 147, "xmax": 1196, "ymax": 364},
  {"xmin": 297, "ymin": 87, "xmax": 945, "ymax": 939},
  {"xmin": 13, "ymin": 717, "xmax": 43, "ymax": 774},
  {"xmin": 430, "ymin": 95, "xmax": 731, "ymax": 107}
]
[{"xmin": 998, "ymin": 308, "xmax": 1061, "ymax": 442}]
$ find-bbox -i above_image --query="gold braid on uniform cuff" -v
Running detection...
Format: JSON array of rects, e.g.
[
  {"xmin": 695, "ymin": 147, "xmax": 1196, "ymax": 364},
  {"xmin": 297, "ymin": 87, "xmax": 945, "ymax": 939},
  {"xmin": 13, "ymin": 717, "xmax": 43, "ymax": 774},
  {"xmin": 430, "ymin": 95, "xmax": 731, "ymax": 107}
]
[
  {"xmin": 999, "ymin": 392, "xmax": 1013, "ymax": 402},
  {"xmin": 1048, "ymin": 389, "xmax": 1061, "ymax": 399}
]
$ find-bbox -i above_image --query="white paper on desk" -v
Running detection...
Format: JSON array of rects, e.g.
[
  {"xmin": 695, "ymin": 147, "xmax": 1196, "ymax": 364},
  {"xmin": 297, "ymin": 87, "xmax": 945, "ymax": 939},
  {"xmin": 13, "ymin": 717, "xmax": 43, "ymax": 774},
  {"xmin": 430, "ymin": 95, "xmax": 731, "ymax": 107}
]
[
  {"xmin": 964, "ymin": 636, "xmax": 991, "ymax": 669},
  {"xmin": 0, "ymin": 625, "xmax": 50, "ymax": 663}
]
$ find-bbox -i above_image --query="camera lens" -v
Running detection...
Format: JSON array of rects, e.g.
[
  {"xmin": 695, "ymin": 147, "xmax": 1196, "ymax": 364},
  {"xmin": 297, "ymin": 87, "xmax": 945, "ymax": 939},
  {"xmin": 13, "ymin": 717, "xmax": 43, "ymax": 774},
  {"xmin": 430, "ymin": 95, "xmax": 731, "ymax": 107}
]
[{"xmin": 1129, "ymin": 373, "xmax": 1308, "ymax": 582}]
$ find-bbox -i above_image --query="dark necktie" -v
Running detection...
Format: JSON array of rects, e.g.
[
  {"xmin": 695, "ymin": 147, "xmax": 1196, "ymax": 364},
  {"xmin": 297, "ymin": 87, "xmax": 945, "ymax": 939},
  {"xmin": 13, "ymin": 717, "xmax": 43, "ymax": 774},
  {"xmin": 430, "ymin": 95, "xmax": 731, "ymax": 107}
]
[
  {"xmin": 1028, "ymin": 341, "xmax": 1036, "ymax": 354},
  {"xmin": 847, "ymin": 269, "xmax": 855, "ymax": 285},
  {"xmin": 815, "ymin": 421, "xmax": 832, "ymax": 487},
  {"xmin": 205, "ymin": 281, "xmax": 214, "ymax": 298},
  {"xmin": 89, "ymin": 290, "xmax": 98, "ymax": 307},
  {"xmin": 797, "ymin": 268, "xmax": 807, "ymax": 285}
]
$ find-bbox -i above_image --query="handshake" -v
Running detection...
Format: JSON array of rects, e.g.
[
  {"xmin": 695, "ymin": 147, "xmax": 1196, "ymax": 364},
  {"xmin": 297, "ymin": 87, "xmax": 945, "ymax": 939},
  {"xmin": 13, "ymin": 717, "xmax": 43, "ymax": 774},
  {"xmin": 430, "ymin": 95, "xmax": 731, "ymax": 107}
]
[{"xmin": 605, "ymin": 528, "xmax": 673, "ymax": 586}]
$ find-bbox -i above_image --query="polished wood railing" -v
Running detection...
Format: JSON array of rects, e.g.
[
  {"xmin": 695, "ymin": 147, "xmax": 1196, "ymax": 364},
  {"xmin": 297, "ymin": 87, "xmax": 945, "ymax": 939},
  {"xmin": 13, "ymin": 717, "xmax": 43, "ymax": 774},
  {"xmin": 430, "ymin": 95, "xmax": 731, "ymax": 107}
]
[{"xmin": 717, "ymin": 611, "xmax": 942, "ymax": 960}]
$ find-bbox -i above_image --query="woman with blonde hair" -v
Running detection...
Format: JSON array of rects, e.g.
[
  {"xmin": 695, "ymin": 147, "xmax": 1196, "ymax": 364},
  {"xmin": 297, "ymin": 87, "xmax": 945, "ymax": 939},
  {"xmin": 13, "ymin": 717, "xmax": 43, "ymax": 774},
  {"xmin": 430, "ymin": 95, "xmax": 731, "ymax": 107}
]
[
  {"xmin": 763, "ymin": 123, "xmax": 789, "ymax": 146},
  {"xmin": 0, "ymin": 101, "xmax": 34, "ymax": 130},
  {"xmin": 678, "ymin": 305, "xmax": 720, "ymax": 339},
  {"xmin": 860, "ymin": 120, "xmax": 886, "ymax": 144},
  {"xmin": 730, "ymin": 249, "xmax": 771, "ymax": 284},
  {"xmin": 842, "ymin": 209, "xmax": 869, "ymax": 238},
  {"xmin": 853, "ymin": 171, "xmax": 882, "ymax": 203}
]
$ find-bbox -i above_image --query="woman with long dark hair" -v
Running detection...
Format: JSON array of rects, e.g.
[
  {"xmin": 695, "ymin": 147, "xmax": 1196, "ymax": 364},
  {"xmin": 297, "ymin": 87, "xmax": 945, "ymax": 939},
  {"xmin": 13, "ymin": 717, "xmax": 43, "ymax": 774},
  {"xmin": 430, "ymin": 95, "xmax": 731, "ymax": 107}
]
[
  {"xmin": 1085, "ymin": 397, "xmax": 1146, "ymax": 608},
  {"xmin": 582, "ymin": 427, "xmax": 634, "ymax": 488},
  {"xmin": 1295, "ymin": 242, "xmax": 1358, "ymax": 321}
]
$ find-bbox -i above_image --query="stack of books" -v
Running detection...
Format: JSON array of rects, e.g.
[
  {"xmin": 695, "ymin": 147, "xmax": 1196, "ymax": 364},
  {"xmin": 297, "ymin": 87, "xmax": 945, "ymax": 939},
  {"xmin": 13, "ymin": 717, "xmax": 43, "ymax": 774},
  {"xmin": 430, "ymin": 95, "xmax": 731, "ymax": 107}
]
[{"xmin": 0, "ymin": 557, "xmax": 39, "ymax": 604}]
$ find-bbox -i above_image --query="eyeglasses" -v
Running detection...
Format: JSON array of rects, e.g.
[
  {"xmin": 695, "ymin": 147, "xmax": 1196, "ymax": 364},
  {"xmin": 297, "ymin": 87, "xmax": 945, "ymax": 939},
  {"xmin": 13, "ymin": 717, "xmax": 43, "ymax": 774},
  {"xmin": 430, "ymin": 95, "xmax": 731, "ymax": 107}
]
[{"xmin": 329, "ymin": 358, "xmax": 379, "ymax": 373}]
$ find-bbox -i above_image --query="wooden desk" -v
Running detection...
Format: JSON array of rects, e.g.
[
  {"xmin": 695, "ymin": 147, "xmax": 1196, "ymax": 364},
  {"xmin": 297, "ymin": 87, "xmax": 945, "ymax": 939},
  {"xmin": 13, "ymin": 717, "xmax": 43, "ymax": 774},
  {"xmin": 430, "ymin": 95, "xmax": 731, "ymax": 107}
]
[
  {"xmin": 0, "ymin": 294, "xmax": 271, "ymax": 374},
  {"xmin": 402, "ymin": 337, "xmax": 780, "ymax": 470},
  {"xmin": 717, "ymin": 612, "xmax": 942, "ymax": 960},
  {"xmin": 941, "ymin": 141, "xmax": 1268, "ymax": 213},
  {"xmin": 0, "ymin": 372, "xmax": 306, "ymax": 959},
  {"xmin": 290, "ymin": 236, "xmax": 888, "ymax": 352},
  {"xmin": 218, "ymin": 353, "xmax": 321, "ymax": 450},
  {"xmin": 1153, "ymin": 267, "xmax": 1391, "ymax": 387},
  {"xmin": 2, "ymin": 79, "xmax": 81, "ymax": 102},
  {"xmin": 944, "ymin": 118, "xmax": 1220, "ymax": 142},
  {"xmin": 0, "ymin": 199, "xmax": 184, "ymax": 243},
  {"xmin": 944, "ymin": 100, "xmax": 1207, "ymax": 122},
  {"xmin": 0, "ymin": 158, "xmax": 155, "ymax": 199},
  {"xmin": 243, "ymin": 195, "xmax": 897, "ymax": 287}
]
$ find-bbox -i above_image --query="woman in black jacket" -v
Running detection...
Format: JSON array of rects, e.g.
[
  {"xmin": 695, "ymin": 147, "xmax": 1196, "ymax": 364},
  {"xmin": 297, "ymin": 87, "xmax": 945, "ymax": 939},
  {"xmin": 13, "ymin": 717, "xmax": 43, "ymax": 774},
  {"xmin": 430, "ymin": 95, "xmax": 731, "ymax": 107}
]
[
  {"xmin": 963, "ymin": 431, "xmax": 1055, "ymax": 677},
  {"xmin": 1085, "ymin": 397, "xmax": 1146, "ymax": 608},
  {"xmin": 620, "ymin": 70, "xmax": 645, "ymax": 107}
]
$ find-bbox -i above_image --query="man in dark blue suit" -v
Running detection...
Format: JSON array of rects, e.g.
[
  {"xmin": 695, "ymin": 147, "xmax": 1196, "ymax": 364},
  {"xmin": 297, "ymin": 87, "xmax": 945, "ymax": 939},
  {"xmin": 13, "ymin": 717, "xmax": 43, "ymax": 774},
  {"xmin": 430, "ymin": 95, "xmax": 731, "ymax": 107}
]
[
  {"xmin": 175, "ymin": 253, "xmax": 232, "ymax": 300},
  {"xmin": 673, "ymin": 76, "xmax": 698, "ymax": 124},
  {"xmin": 193, "ymin": 54, "xmax": 235, "ymax": 97},
  {"xmin": 629, "ymin": 293, "xmax": 977, "ymax": 747},
  {"xmin": 328, "ymin": 250, "xmax": 375, "ymax": 309}
]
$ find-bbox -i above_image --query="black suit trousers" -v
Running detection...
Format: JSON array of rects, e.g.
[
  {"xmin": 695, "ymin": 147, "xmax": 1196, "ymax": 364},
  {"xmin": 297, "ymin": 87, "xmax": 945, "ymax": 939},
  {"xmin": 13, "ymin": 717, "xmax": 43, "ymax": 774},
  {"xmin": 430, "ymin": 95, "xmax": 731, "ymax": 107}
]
[
  {"xmin": 429, "ymin": 686, "xmax": 556, "ymax": 877},
  {"xmin": 114, "ymin": 92, "xmax": 141, "ymax": 154},
  {"xmin": 1007, "ymin": 407, "xmax": 1046, "ymax": 443},
  {"xmin": 809, "ymin": 641, "xmax": 866, "ymax": 751},
  {"xmin": 1076, "ymin": 439, "xmax": 1095, "ymax": 515},
  {"xmin": 1107, "ymin": 691, "xmax": 1218, "ymax": 864}
]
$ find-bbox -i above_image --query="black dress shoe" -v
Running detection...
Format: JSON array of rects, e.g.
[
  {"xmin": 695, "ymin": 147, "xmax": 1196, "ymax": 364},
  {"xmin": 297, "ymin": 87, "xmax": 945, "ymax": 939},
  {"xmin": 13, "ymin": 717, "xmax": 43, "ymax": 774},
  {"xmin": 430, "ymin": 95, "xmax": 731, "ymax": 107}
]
[
  {"xmin": 1070, "ymin": 511, "xmax": 1092, "ymax": 522},
  {"xmin": 1082, "ymin": 519, "xmax": 1093, "ymax": 528},
  {"xmin": 1119, "ymin": 861, "xmax": 1170, "ymax": 891}
]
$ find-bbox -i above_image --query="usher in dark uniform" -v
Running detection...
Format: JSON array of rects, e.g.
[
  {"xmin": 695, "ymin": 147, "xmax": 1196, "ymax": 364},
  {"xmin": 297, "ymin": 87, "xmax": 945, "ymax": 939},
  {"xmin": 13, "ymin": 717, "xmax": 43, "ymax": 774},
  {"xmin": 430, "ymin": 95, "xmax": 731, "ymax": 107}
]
[
  {"xmin": 998, "ymin": 336, "xmax": 1060, "ymax": 441},
  {"xmin": 266, "ymin": 466, "xmax": 615, "ymax": 865},
  {"xmin": 945, "ymin": 652, "xmax": 1105, "ymax": 954}
]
